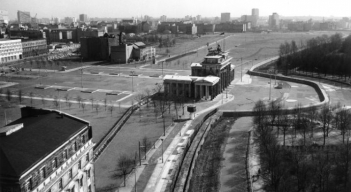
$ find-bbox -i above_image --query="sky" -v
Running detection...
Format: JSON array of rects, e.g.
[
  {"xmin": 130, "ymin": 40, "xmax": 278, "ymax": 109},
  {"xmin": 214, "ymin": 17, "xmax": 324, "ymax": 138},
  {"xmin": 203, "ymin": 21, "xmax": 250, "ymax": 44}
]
[{"xmin": 1, "ymin": 0, "xmax": 351, "ymax": 20}]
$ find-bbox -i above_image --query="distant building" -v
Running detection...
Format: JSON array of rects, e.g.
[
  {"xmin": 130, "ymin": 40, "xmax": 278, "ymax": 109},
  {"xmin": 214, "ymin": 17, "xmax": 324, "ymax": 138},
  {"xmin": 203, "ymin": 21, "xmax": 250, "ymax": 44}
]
[
  {"xmin": 64, "ymin": 17, "xmax": 76, "ymax": 24},
  {"xmin": 8, "ymin": 30, "xmax": 44, "ymax": 40},
  {"xmin": 0, "ymin": 10, "xmax": 9, "ymax": 24},
  {"xmin": 163, "ymin": 46, "xmax": 235, "ymax": 100},
  {"xmin": 17, "ymin": 10, "xmax": 31, "ymax": 23},
  {"xmin": 251, "ymin": 8, "xmax": 259, "ymax": 27},
  {"xmin": 287, "ymin": 21, "xmax": 312, "ymax": 31},
  {"xmin": 221, "ymin": 13, "xmax": 230, "ymax": 23},
  {"xmin": 0, "ymin": 107, "xmax": 95, "ymax": 192},
  {"xmin": 160, "ymin": 15, "xmax": 167, "ymax": 22},
  {"xmin": 215, "ymin": 22, "xmax": 247, "ymax": 33},
  {"xmin": 21, "ymin": 39, "xmax": 48, "ymax": 58},
  {"xmin": 320, "ymin": 22, "xmax": 337, "ymax": 30},
  {"xmin": 79, "ymin": 14, "xmax": 88, "ymax": 22},
  {"xmin": 196, "ymin": 15, "xmax": 201, "ymax": 21},
  {"xmin": 0, "ymin": 39, "xmax": 23, "ymax": 63},
  {"xmin": 80, "ymin": 37, "xmax": 110, "ymax": 60},
  {"xmin": 268, "ymin": 13, "xmax": 280, "ymax": 29}
]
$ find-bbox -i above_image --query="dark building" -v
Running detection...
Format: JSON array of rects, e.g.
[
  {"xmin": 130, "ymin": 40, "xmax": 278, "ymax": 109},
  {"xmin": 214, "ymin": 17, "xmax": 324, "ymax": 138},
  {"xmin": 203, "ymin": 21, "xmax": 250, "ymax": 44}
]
[
  {"xmin": 0, "ymin": 107, "xmax": 95, "ymax": 192},
  {"xmin": 9, "ymin": 30, "xmax": 44, "ymax": 40},
  {"xmin": 80, "ymin": 37, "xmax": 109, "ymax": 60},
  {"xmin": 215, "ymin": 23, "xmax": 247, "ymax": 33}
]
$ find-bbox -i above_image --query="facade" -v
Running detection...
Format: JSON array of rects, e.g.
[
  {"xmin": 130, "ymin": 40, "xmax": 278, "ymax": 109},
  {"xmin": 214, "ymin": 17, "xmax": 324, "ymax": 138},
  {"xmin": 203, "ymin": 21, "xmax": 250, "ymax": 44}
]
[
  {"xmin": 0, "ymin": 39, "xmax": 23, "ymax": 63},
  {"xmin": 80, "ymin": 37, "xmax": 109, "ymax": 60},
  {"xmin": 160, "ymin": 15, "xmax": 167, "ymax": 22},
  {"xmin": 215, "ymin": 23, "xmax": 247, "ymax": 33},
  {"xmin": 221, "ymin": 13, "xmax": 230, "ymax": 23},
  {"xmin": 0, "ymin": 107, "xmax": 95, "ymax": 192},
  {"xmin": 0, "ymin": 10, "xmax": 9, "ymax": 24},
  {"xmin": 9, "ymin": 30, "xmax": 44, "ymax": 40},
  {"xmin": 268, "ymin": 13, "xmax": 280, "ymax": 29},
  {"xmin": 21, "ymin": 39, "xmax": 48, "ymax": 58},
  {"xmin": 163, "ymin": 45, "xmax": 235, "ymax": 100},
  {"xmin": 79, "ymin": 14, "xmax": 88, "ymax": 22},
  {"xmin": 111, "ymin": 44, "xmax": 133, "ymax": 64},
  {"xmin": 17, "ymin": 11, "xmax": 31, "ymax": 23}
]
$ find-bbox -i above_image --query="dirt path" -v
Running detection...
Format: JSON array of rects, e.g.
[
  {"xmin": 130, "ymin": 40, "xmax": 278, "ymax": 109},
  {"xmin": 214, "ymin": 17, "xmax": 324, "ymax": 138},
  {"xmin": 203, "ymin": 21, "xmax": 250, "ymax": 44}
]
[{"xmin": 219, "ymin": 117, "xmax": 252, "ymax": 192}]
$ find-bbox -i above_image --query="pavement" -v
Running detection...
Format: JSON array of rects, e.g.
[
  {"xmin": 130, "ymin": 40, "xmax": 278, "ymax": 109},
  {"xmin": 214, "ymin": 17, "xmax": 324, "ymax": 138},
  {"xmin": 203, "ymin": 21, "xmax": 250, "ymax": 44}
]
[{"xmin": 116, "ymin": 91, "xmax": 235, "ymax": 192}]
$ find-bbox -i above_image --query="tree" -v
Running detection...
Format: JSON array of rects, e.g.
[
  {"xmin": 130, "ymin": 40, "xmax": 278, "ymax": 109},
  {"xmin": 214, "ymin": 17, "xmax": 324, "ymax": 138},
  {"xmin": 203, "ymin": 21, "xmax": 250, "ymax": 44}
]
[
  {"xmin": 41, "ymin": 96, "xmax": 46, "ymax": 107},
  {"xmin": 29, "ymin": 92, "xmax": 34, "ymax": 106},
  {"xmin": 64, "ymin": 93, "xmax": 69, "ymax": 106},
  {"xmin": 104, "ymin": 98, "xmax": 108, "ymax": 111},
  {"xmin": 53, "ymin": 96, "xmax": 59, "ymax": 109},
  {"xmin": 94, "ymin": 104, "xmax": 100, "ymax": 115},
  {"xmin": 6, "ymin": 89, "xmax": 12, "ymax": 101},
  {"xmin": 319, "ymin": 104, "xmax": 332, "ymax": 146},
  {"xmin": 336, "ymin": 108, "xmax": 351, "ymax": 144},
  {"xmin": 77, "ymin": 95, "xmax": 82, "ymax": 107},
  {"xmin": 108, "ymin": 104, "xmax": 114, "ymax": 116},
  {"xmin": 141, "ymin": 136, "xmax": 151, "ymax": 160},
  {"xmin": 81, "ymin": 102, "xmax": 86, "ymax": 113},
  {"xmin": 111, "ymin": 154, "xmax": 135, "ymax": 187},
  {"xmin": 144, "ymin": 88, "xmax": 151, "ymax": 108},
  {"xmin": 67, "ymin": 101, "xmax": 72, "ymax": 110},
  {"xmin": 253, "ymin": 100, "xmax": 267, "ymax": 127},
  {"xmin": 17, "ymin": 90, "xmax": 23, "ymax": 104},
  {"xmin": 90, "ymin": 97, "xmax": 95, "ymax": 109}
]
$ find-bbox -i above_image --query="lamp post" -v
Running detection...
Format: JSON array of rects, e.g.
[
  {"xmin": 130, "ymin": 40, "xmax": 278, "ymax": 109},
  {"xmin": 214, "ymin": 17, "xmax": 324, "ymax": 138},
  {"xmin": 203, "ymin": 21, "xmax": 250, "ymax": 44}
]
[
  {"xmin": 131, "ymin": 167, "xmax": 137, "ymax": 192},
  {"xmin": 160, "ymin": 138, "xmax": 164, "ymax": 163},
  {"xmin": 81, "ymin": 56, "xmax": 83, "ymax": 88},
  {"xmin": 130, "ymin": 71, "xmax": 135, "ymax": 92},
  {"xmin": 241, "ymin": 57, "xmax": 243, "ymax": 82}
]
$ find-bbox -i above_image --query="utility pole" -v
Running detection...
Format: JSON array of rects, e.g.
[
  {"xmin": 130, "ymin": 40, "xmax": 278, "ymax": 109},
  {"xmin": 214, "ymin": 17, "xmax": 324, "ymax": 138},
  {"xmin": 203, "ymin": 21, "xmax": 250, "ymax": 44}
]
[
  {"xmin": 130, "ymin": 71, "xmax": 135, "ymax": 92},
  {"xmin": 81, "ymin": 56, "xmax": 83, "ymax": 88},
  {"xmin": 269, "ymin": 74, "xmax": 272, "ymax": 100},
  {"xmin": 161, "ymin": 138, "xmax": 164, "ymax": 163},
  {"xmin": 241, "ymin": 58, "xmax": 243, "ymax": 82}
]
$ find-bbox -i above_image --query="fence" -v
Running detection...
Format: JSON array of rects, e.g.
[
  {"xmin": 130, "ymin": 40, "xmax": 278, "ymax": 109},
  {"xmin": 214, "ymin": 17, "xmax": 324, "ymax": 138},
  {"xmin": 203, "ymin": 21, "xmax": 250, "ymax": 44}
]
[{"xmin": 168, "ymin": 108, "xmax": 218, "ymax": 192}]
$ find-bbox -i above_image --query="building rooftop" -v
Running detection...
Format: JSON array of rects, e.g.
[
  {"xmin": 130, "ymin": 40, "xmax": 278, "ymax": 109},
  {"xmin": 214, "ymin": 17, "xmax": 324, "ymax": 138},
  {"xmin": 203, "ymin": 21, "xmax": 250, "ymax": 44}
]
[
  {"xmin": 0, "ymin": 107, "xmax": 89, "ymax": 178},
  {"xmin": 163, "ymin": 75, "xmax": 192, "ymax": 82}
]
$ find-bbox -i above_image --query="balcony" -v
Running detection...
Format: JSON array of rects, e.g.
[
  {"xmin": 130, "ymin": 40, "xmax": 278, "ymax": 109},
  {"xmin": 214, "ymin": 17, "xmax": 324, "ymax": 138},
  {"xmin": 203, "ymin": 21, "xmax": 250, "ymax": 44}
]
[{"xmin": 34, "ymin": 140, "xmax": 94, "ymax": 192}]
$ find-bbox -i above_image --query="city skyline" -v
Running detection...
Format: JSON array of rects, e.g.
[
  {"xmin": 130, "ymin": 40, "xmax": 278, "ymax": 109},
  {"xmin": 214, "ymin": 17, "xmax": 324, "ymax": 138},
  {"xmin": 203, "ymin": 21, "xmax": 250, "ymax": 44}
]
[{"xmin": 1, "ymin": 0, "xmax": 351, "ymax": 21}]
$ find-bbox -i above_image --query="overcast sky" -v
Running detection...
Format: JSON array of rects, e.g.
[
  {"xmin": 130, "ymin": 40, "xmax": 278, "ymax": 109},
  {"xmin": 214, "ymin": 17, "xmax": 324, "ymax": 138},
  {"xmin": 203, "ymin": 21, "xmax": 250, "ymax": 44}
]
[{"xmin": 2, "ymin": 0, "xmax": 351, "ymax": 20}]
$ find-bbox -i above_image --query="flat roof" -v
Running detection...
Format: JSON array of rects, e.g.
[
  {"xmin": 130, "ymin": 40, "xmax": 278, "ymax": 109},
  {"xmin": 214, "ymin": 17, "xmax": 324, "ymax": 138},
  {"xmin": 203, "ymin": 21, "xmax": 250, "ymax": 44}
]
[
  {"xmin": 163, "ymin": 75, "xmax": 192, "ymax": 82},
  {"xmin": 0, "ymin": 107, "xmax": 89, "ymax": 178}
]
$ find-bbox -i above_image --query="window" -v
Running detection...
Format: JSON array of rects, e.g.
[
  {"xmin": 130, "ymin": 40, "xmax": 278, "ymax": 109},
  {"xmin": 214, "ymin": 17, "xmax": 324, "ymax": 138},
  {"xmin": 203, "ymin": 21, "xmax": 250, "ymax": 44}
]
[
  {"xmin": 58, "ymin": 178, "xmax": 63, "ymax": 190},
  {"xmin": 25, "ymin": 178, "xmax": 33, "ymax": 192},
  {"xmin": 63, "ymin": 149, "xmax": 68, "ymax": 160},
  {"xmin": 69, "ymin": 169, "xmax": 73, "ymax": 179},
  {"xmin": 79, "ymin": 177, "xmax": 83, "ymax": 187},
  {"xmin": 40, "ymin": 167, "xmax": 46, "ymax": 180},
  {"xmin": 87, "ymin": 169, "xmax": 91, "ymax": 179},
  {"xmin": 88, "ymin": 185, "xmax": 91, "ymax": 192},
  {"xmin": 78, "ymin": 160, "xmax": 81, "ymax": 170},
  {"xmin": 81, "ymin": 135, "xmax": 85, "ymax": 144},
  {"xmin": 86, "ymin": 153, "xmax": 89, "ymax": 162},
  {"xmin": 52, "ymin": 158, "xmax": 58, "ymax": 169},
  {"xmin": 74, "ymin": 142, "xmax": 78, "ymax": 152}
]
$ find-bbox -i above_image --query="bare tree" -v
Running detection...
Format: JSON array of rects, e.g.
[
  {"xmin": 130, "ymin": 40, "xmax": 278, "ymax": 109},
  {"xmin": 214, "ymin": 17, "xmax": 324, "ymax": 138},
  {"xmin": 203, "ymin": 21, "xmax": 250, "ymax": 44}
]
[
  {"xmin": 6, "ymin": 89, "xmax": 12, "ymax": 101},
  {"xmin": 64, "ymin": 93, "xmax": 69, "ymax": 106},
  {"xmin": 141, "ymin": 136, "xmax": 151, "ymax": 160},
  {"xmin": 111, "ymin": 154, "xmax": 135, "ymax": 187},
  {"xmin": 108, "ymin": 104, "xmax": 114, "ymax": 116},
  {"xmin": 81, "ymin": 102, "xmax": 86, "ymax": 113},
  {"xmin": 319, "ymin": 104, "xmax": 332, "ymax": 146},
  {"xmin": 104, "ymin": 97, "xmax": 108, "ymax": 111},
  {"xmin": 41, "ymin": 96, "xmax": 46, "ymax": 107},
  {"xmin": 94, "ymin": 104, "xmax": 100, "ymax": 115},
  {"xmin": 77, "ymin": 95, "xmax": 82, "ymax": 107},
  {"xmin": 53, "ymin": 96, "xmax": 60, "ymax": 109},
  {"xmin": 90, "ymin": 97, "xmax": 95, "ymax": 109},
  {"xmin": 29, "ymin": 92, "xmax": 34, "ymax": 106},
  {"xmin": 144, "ymin": 88, "xmax": 151, "ymax": 108},
  {"xmin": 67, "ymin": 100, "xmax": 72, "ymax": 110},
  {"xmin": 17, "ymin": 90, "xmax": 22, "ymax": 104}
]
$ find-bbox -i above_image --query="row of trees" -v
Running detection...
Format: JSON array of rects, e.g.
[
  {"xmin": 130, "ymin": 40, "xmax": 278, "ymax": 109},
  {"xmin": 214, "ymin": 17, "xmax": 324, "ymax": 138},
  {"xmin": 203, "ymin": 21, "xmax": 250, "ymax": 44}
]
[
  {"xmin": 277, "ymin": 34, "xmax": 351, "ymax": 81},
  {"xmin": 253, "ymin": 100, "xmax": 351, "ymax": 191}
]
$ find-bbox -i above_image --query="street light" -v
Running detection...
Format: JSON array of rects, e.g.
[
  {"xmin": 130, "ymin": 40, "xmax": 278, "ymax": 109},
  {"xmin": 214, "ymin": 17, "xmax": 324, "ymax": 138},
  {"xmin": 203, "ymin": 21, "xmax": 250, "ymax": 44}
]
[
  {"xmin": 81, "ymin": 56, "xmax": 83, "ymax": 88},
  {"xmin": 160, "ymin": 138, "xmax": 164, "ymax": 163},
  {"xmin": 130, "ymin": 71, "xmax": 135, "ymax": 92}
]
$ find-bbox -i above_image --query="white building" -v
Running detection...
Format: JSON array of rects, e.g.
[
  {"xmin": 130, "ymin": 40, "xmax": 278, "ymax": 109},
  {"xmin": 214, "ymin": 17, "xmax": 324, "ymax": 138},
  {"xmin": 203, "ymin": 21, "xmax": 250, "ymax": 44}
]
[{"xmin": 0, "ymin": 39, "xmax": 23, "ymax": 64}]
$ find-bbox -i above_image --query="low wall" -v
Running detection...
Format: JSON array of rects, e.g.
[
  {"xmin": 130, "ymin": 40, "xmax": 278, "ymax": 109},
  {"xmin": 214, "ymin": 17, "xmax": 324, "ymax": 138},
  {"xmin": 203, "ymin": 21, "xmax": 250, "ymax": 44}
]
[{"xmin": 222, "ymin": 57, "xmax": 330, "ymax": 117}]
